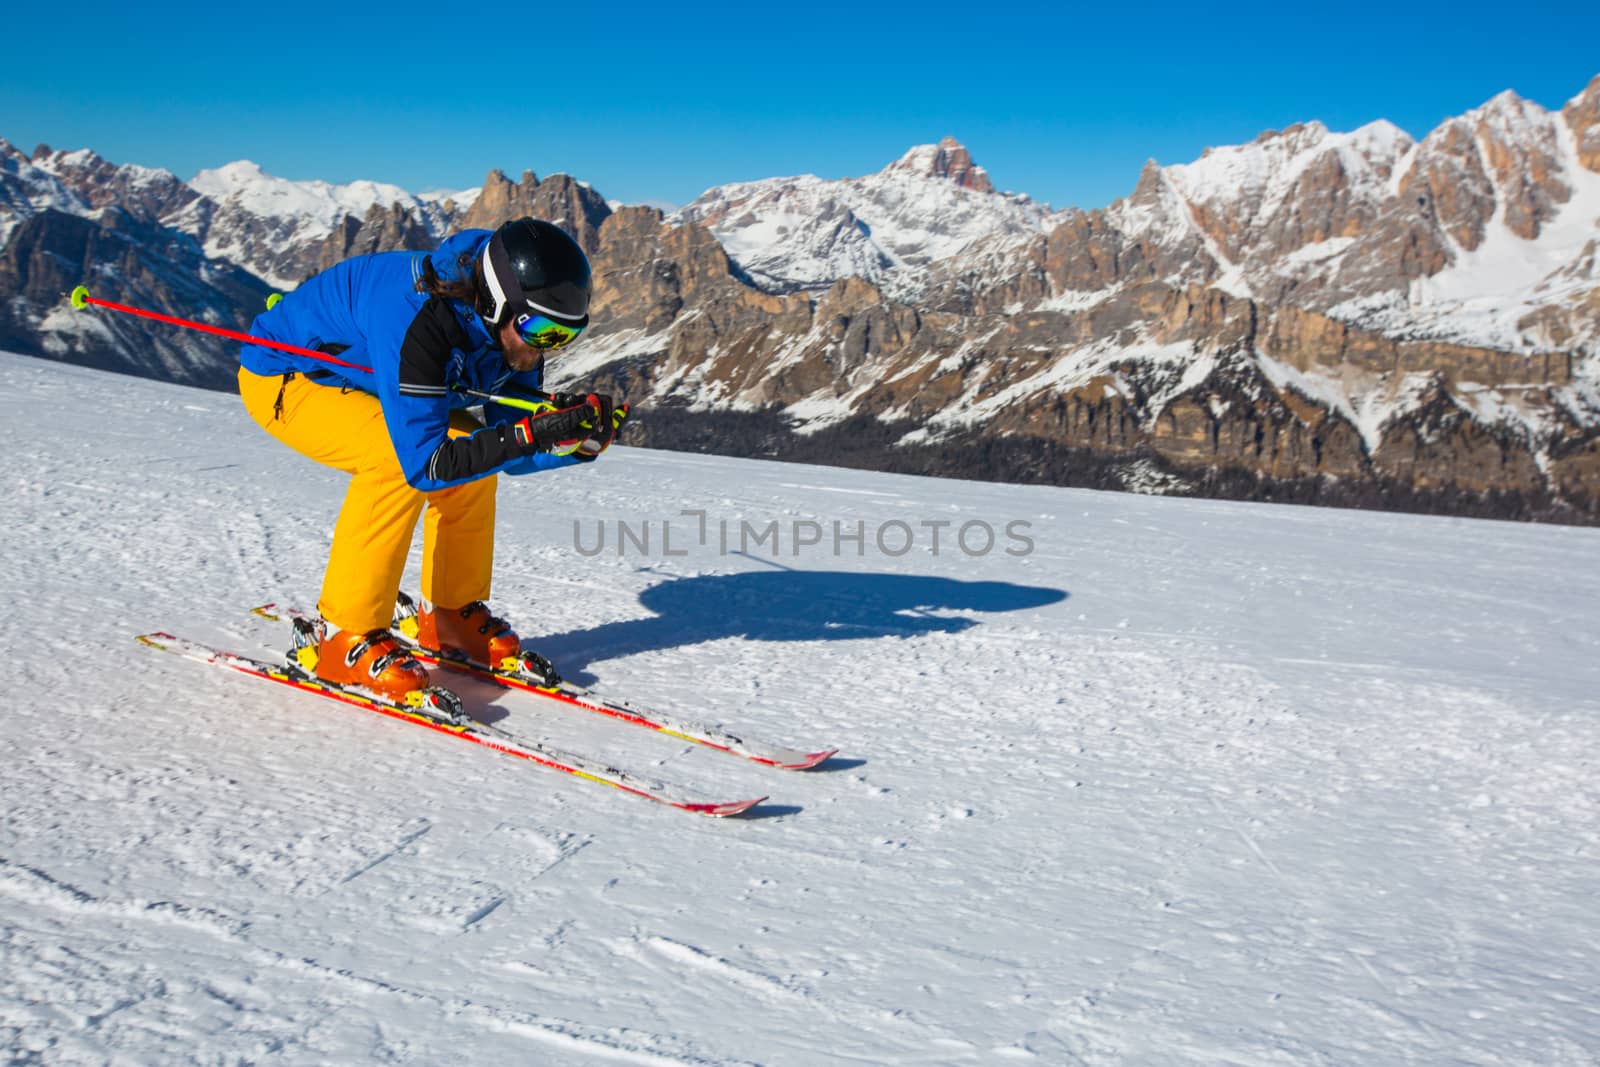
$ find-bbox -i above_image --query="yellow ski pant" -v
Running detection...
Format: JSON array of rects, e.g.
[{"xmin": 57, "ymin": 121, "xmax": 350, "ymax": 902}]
[{"xmin": 239, "ymin": 368, "xmax": 497, "ymax": 634}]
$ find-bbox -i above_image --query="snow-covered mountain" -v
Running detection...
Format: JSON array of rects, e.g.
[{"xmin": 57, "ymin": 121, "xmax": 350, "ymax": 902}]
[
  {"xmin": 187, "ymin": 160, "xmax": 467, "ymax": 229},
  {"xmin": 0, "ymin": 141, "xmax": 273, "ymax": 389},
  {"xmin": 1334, "ymin": 91, "xmax": 1600, "ymax": 354},
  {"xmin": 174, "ymin": 161, "xmax": 470, "ymax": 290},
  {"xmin": 0, "ymin": 143, "xmax": 197, "ymax": 245},
  {"xmin": 4, "ymin": 351, "xmax": 1599, "ymax": 1062},
  {"xmin": 3, "ymin": 75, "xmax": 1599, "ymax": 522},
  {"xmin": 1082, "ymin": 89, "xmax": 1600, "ymax": 357},
  {"xmin": 569, "ymin": 76, "xmax": 1600, "ymax": 521},
  {"xmin": 0, "ymin": 139, "xmax": 628, "ymax": 393},
  {"xmin": 897, "ymin": 82, "xmax": 1600, "ymax": 459},
  {"xmin": 672, "ymin": 137, "xmax": 1057, "ymax": 295}
]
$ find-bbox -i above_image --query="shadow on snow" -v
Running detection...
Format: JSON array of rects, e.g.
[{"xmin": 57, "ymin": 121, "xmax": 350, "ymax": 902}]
[{"xmin": 532, "ymin": 567, "xmax": 1068, "ymax": 685}]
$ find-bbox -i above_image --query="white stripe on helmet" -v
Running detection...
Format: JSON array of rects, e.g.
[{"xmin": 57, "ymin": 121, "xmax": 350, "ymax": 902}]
[
  {"xmin": 522, "ymin": 297, "xmax": 587, "ymax": 323},
  {"xmin": 481, "ymin": 238, "xmax": 510, "ymax": 324}
]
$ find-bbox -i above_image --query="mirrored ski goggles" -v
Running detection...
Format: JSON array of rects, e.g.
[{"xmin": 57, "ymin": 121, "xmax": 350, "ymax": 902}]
[{"xmin": 513, "ymin": 312, "xmax": 584, "ymax": 350}]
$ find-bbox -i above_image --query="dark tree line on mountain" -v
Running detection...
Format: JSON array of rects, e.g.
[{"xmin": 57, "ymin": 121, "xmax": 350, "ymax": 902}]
[{"xmin": 622, "ymin": 405, "xmax": 1592, "ymax": 524}]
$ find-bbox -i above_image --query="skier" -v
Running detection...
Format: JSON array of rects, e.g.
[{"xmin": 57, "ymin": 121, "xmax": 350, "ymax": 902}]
[{"xmin": 236, "ymin": 217, "xmax": 624, "ymax": 703}]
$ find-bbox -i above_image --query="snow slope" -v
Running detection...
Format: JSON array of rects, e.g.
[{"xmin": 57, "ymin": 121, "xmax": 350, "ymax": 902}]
[{"xmin": 2, "ymin": 353, "xmax": 1599, "ymax": 1064}]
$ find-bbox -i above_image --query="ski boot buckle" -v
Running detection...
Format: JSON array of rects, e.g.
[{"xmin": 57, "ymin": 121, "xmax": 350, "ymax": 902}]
[
  {"xmin": 392, "ymin": 591, "xmax": 422, "ymax": 641},
  {"xmin": 290, "ymin": 616, "xmax": 324, "ymax": 672}
]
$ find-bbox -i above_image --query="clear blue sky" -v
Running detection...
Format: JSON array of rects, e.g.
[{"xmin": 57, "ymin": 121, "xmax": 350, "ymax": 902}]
[{"xmin": 5, "ymin": 1, "xmax": 1598, "ymax": 211}]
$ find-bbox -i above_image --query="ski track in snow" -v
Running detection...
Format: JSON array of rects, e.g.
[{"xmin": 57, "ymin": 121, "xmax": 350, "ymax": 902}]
[{"xmin": 3, "ymin": 352, "xmax": 1600, "ymax": 1064}]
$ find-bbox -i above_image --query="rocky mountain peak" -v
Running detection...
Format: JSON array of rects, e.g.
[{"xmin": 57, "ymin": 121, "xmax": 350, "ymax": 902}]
[
  {"xmin": 1564, "ymin": 74, "xmax": 1600, "ymax": 173},
  {"xmin": 455, "ymin": 169, "xmax": 611, "ymax": 253},
  {"xmin": 1424, "ymin": 88, "xmax": 1573, "ymax": 242},
  {"xmin": 672, "ymin": 135, "xmax": 1052, "ymax": 295},
  {"xmin": 1475, "ymin": 88, "xmax": 1535, "ymax": 120},
  {"xmin": 4, "ymin": 71, "xmax": 1599, "ymax": 525},
  {"xmin": 455, "ymin": 169, "xmax": 535, "ymax": 231},
  {"xmin": 1247, "ymin": 120, "xmax": 1331, "ymax": 149},
  {"xmin": 1126, "ymin": 158, "xmax": 1165, "ymax": 201},
  {"xmin": 884, "ymin": 137, "xmax": 995, "ymax": 193},
  {"xmin": 1465, "ymin": 90, "xmax": 1562, "ymax": 160},
  {"xmin": 20, "ymin": 145, "xmax": 195, "ymax": 224}
]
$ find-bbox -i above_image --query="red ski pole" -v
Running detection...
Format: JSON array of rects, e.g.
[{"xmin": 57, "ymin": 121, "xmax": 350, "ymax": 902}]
[
  {"xmin": 65, "ymin": 284, "xmax": 581, "ymax": 416},
  {"xmin": 67, "ymin": 285, "xmax": 374, "ymax": 374}
]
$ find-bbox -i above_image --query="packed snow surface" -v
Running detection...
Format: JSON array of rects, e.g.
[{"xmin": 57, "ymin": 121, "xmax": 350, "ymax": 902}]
[{"xmin": 3, "ymin": 353, "xmax": 1599, "ymax": 1064}]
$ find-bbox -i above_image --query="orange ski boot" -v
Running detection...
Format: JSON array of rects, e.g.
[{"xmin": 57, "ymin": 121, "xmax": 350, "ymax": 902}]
[
  {"xmin": 415, "ymin": 600, "xmax": 523, "ymax": 670},
  {"xmin": 309, "ymin": 625, "xmax": 431, "ymax": 704}
]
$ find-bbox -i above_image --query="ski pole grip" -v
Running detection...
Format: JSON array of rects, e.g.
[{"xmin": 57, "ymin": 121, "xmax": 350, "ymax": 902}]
[{"xmin": 70, "ymin": 285, "xmax": 91, "ymax": 311}]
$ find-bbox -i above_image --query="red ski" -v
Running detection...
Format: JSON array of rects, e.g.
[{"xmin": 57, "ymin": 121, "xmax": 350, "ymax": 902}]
[
  {"xmin": 251, "ymin": 602, "xmax": 838, "ymax": 771},
  {"xmin": 136, "ymin": 632, "xmax": 766, "ymax": 817}
]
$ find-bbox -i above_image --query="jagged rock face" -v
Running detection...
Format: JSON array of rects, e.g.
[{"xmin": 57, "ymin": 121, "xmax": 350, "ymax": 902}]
[
  {"xmin": 1326, "ymin": 203, "xmax": 1452, "ymax": 300},
  {"xmin": 0, "ymin": 208, "xmax": 272, "ymax": 389},
  {"xmin": 573, "ymin": 206, "xmax": 814, "ymax": 402},
  {"xmin": 1129, "ymin": 350, "xmax": 1370, "ymax": 480},
  {"xmin": 164, "ymin": 165, "xmax": 612, "ymax": 292},
  {"xmin": 1548, "ymin": 400, "xmax": 1600, "ymax": 502},
  {"xmin": 165, "ymin": 194, "xmax": 320, "ymax": 291},
  {"xmin": 0, "ymin": 139, "xmax": 92, "ymax": 245},
  {"xmin": 591, "ymin": 207, "xmax": 761, "ymax": 329},
  {"xmin": 570, "ymin": 92, "xmax": 1600, "ymax": 519},
  {"xmin": 455, "ymin": 170, "xmax": 527, "ymax": 232},
  {"xmin": 3, "ymin": 74, "xmax": 1599, "ymax": 524},
  {"xmin": 1165, "ymin": 121, "xmax": 1413, "ymax": 270},
  {"xmin": 1466, "ymin": 93, "xmax": 1571, "ymax": 241},
  {"xmin": 29, "ymin": 145, "xmax": 199, "ymax": 222},
  {"xmin": 885, "ymin": 136, "xmax": 996, "ymax": 193},
  {"xmin": 1371, "ymin": 377, "xmax": 1548, "ymax": 492},
  {"xmin": 454, "ymin": 170, "xmax": 611, "ymax": 253},
  {"xmin": 1565, "ymin": 75, "xmax": 1600, "ymax": 173},
  {"xmin": 305, "ymin": 202, "xmax": 437, "ymax": 276}
]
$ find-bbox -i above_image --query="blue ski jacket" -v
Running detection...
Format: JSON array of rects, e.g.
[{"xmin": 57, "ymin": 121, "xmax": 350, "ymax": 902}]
[{"xmin": 239, "ymin": 229, "xmax": 579, "ymax": 491}]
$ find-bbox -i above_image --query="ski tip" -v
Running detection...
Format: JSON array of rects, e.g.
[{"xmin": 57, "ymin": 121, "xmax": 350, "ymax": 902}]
[
  {"xmin": 687, "ymin": 796, "xmax": 769, "ymax": 817},
  {"xmin": 773, "ymin": 749, "xmax": 839, "ymax": 771},
  {"xmin": 249, "ymin": 603, "xmax": 282, "ymax": 621},
  {"xmin": 135, "ymin": 632, "xmax": 177, "ymax": 648}
]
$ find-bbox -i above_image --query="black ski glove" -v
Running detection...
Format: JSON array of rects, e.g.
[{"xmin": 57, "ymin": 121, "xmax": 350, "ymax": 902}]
[
  {"xmin": 545, "ymin": 391, "xmax": 610, "ymax": 411},
  {"xmin": 573, "ymin": 402, "xmax": 631, "ymax": 461},
  {"xmin": 512, "ymin": 396, "xmax": 602, "ymax": 456}
]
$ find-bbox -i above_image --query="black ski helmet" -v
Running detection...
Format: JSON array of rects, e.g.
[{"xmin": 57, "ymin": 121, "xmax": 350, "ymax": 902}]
[{"xmin": 478, "ymin": 217, "xmax": 592, "ymax": 330}]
